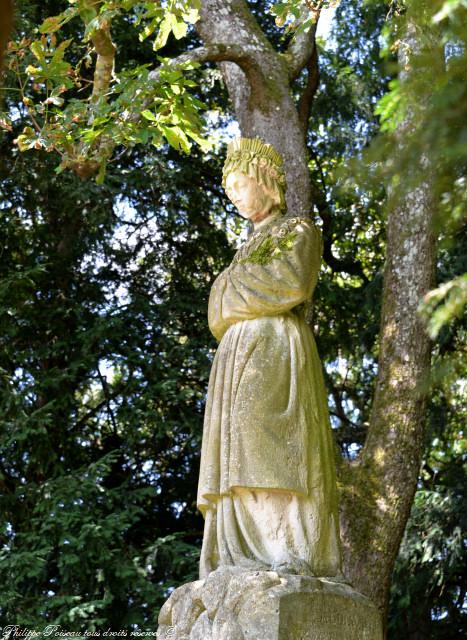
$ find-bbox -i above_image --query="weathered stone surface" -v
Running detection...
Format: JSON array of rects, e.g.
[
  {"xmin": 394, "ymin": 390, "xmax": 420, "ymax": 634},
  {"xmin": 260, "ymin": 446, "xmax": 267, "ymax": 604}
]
[
  {"xmin": 190, "ymin": 611, "xmax": 212, "ymax": 640},
  {"xmin": 156, "ymin": 567, "xmax": 383, "ymax": 640}
]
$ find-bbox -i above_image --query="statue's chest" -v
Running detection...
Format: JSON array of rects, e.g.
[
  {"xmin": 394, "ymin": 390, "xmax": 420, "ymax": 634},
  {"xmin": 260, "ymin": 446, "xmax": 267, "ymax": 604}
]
[
  {"xmin": 230, "ymin": 230, "xmax": 268, "ymax": 266},
  {"xmin": 230, "ymin": 219, "xmax": 300, "ymax": 268}
]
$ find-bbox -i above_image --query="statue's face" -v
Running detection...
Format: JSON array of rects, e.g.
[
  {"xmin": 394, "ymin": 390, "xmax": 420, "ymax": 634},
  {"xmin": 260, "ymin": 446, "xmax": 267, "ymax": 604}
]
[{"xmin": 224, "ymin": 170, "xmax": 272, "ymax": 220}]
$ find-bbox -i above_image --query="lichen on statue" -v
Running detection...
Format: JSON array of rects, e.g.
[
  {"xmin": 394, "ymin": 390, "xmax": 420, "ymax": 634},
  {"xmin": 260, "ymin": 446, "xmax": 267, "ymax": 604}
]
[
  {"xmin": 197, "ymin": 136, "xmax": 343, "ymax": 580},
  {"xmin": 239, "ymin": 229, "xmax": 298, "ymax": 265}
]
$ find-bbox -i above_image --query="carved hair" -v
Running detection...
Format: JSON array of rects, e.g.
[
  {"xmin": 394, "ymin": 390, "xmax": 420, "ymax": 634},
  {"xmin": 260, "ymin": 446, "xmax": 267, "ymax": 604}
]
[{"xmin": 222, "ymin": 137, "xmax": 287, "ymax": 212}]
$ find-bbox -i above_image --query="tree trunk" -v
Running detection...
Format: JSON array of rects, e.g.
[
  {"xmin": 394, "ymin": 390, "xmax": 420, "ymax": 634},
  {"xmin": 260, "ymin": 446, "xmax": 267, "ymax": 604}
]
[
  {"xmin": 339, "ymin": 15, "xmax": 440, "ymax": 623},
  {"xmin": 196, "ymin": 0, "xmax": 439, "ymax": 628},
  {"xmin": 0, "ymin": 0, "xmax": 13, "ymax": 70},
  {"xmin": 339, "ymin": 177, "xmax": 436, "ymax": 612}
]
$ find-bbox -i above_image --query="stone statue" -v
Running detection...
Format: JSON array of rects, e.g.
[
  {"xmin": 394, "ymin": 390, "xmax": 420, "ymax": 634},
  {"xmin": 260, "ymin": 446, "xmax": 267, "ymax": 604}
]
[
  {"xmin": 197, "ymin": 137, "xmax": 343, "ymax": 580},
  {"xmin": 156, "ymin": 138, "xmax": 384, "ymax": 640}
]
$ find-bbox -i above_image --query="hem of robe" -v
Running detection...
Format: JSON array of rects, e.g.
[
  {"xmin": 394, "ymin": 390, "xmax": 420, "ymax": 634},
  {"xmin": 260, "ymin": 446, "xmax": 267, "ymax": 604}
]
[{"xmin": 199, "ymin": 487, "xmax": 343, "ymax": 581}]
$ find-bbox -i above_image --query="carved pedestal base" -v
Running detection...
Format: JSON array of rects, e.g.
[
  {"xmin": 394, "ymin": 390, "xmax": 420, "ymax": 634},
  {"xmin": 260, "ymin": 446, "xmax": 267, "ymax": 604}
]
[{"xmin": 156, "ymin": 567, "xmax": 383, "ymax": 640}]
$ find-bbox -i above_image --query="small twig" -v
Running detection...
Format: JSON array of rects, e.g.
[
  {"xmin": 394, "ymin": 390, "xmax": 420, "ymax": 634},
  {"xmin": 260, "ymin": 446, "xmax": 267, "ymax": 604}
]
[
  {"xmin": 310, "ymin": 149, "xmax": 369, "ymax": 281},
  {"xmin": 15, "ymin": 65, "xmax": 43, "ymax": 133},
  {"xmin": 96, "ymin": 365, "xmax": 119, "ymax": 436}
]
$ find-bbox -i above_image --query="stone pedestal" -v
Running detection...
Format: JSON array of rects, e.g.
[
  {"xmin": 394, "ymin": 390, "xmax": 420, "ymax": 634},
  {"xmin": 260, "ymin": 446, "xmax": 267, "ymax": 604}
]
[{"xmin": 156, "ymin": 567, "xmax": 384, "ymax": 640}]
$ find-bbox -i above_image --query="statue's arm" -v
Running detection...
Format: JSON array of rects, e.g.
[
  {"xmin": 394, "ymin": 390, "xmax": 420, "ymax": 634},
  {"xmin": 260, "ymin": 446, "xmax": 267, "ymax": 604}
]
[{"xmin": 208, "ymin": 220, "xmax": 322, "ymax": 341}]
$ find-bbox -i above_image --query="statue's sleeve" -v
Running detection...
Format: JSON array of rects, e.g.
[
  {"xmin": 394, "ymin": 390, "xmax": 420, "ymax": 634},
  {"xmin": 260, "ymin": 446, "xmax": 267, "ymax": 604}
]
[{"xmin": 208, "ymin": 219, "xmax": 322, "ymax": 341}]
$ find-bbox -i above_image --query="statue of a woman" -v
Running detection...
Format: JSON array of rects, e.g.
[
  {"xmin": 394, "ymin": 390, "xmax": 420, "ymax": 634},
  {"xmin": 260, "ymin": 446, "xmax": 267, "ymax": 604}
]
[{"xmin": 197, "ymin": 137, "xmax": 342, "ymax": 580}]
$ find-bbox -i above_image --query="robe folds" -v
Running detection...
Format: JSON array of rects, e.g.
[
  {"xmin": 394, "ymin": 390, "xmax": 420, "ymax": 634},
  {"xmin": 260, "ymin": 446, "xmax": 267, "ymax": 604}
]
[{"xmin": 197, "ymin": 214, "xmax": 342, "ymax": 578}]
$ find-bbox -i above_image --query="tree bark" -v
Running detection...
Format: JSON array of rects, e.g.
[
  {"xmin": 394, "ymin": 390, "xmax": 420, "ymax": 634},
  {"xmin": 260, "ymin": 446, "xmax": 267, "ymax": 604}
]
[{"xmin": 0, "ymin": 0, "xmax": 13, "ymax": 71}]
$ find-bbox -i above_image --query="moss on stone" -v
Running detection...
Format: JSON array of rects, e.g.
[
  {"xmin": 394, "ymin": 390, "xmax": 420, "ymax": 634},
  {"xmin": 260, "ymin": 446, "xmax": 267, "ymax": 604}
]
[{"xmin": 240, "ymin": 231, "xmax": 298, "ymax": 265}]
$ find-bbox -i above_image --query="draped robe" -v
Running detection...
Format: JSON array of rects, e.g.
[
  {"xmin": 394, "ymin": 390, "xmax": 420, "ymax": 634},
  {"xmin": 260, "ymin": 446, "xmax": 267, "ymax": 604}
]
[{"xmin": 197, "ymin": 214, "xmax": 342, "ymax": 579}]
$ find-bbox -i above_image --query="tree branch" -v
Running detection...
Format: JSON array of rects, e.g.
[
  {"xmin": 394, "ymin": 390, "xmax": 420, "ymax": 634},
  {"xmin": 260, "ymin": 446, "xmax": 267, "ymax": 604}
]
[
  {"xmin": 297, "ymin": 42, "xmax": 319, "ymax": 131},
  {"xmin": 285, "ymin": 8, "xmax": 320, "ymax": 81},
  {"xmin": 69, "ymin": 43, "xmax": 262, "ymax": 179},
  {"xmin": 97, "ymin": 365, "xmax": 119, "ymax": 436},
  {"xmin": 147, "ymin": 43, "xmax": 265, "ymax": 86},
  {"xmin": 89, "ymin": 13, "xmax": 116, "ymax": 104},
  {"xmin": 74, "ymin": 378, "xmax": 128, "ymax": 431},
  {"xmin": 309, "ymin": 161, "xmax": 369, "ymax": 282}
]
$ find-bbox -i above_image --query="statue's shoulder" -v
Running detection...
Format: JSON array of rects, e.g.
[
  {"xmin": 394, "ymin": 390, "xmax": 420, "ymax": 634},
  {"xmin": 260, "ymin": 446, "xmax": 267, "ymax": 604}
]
[
  {"xmin": 270, "ymin": 214, "xmax": 319, "ymax": 237},
  {"xmin": 271, "ymin": 215, "xmax": 323, "ymax": 259}
]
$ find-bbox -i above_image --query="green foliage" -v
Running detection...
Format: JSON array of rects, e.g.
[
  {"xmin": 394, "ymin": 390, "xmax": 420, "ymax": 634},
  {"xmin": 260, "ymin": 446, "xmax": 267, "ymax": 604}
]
[
  {"xmin": 1, "ymin": 451, "xmax": 158, "ymax": 628},
  {"xmin": 38, "ymin": 1, "xmax": 201, "ymax": 50},
  {"xmin": 0, "ymin": 10, "xmax": 232, "ymax": 618},
  {"xmin": 1, "ymin": 0, "xmax": 208, "ymax": 173},
  {"xmin": 419, "ymin": 274, "xmax": 467, "ymax": 339},
  {"xmin": 374, "ymin": 0, "xmax": 467, "ymax": 185},
  {"xmin": 389, "ymin": 409, "xmax": 466, "ymax": 639},
  {"xmin": 0, "ymin": 150, "xmax": 229, "ymax": 626},
  {"xmin": 271, "ymin": 0, "xmax": 341, "ymax": 32},
  {"xmin": 368, "ymin": 0, "xmax": 467, "ymax": 331}
]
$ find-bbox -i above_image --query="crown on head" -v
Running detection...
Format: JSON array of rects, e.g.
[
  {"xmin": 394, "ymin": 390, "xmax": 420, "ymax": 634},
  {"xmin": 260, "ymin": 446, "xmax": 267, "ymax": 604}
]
[{"xmin": 222, "ymin": 137, "xmax": 287, "ymax": 188}]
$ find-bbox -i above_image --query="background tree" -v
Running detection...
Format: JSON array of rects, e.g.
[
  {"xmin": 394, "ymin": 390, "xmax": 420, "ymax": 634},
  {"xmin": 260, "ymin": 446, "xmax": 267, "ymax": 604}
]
[
  {"xmin": 0, "ymin": 0, "xmax": 465, "ymax": 636},
  {"xmin": 0, "ymin": 1, "xmax": 13, "ymax": 68}
]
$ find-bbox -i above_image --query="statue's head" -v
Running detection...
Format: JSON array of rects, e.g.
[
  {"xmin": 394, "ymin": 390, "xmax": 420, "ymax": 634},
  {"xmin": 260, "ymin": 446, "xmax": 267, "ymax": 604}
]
[{"xmin": 222, "ymin": 137, "xmax": 287, "ymax": 221}]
